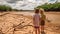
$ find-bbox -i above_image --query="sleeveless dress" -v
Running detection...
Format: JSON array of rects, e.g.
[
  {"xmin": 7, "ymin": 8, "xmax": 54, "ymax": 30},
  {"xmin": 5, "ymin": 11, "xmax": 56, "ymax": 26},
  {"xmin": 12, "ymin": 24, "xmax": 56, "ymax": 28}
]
[
  {"xmin": 41, "ymin": 14, "xmax": 46, "ymax": 26},
  {"xmin": 33, "ymin": 14, "xmax": 40, "ymax": 28}
]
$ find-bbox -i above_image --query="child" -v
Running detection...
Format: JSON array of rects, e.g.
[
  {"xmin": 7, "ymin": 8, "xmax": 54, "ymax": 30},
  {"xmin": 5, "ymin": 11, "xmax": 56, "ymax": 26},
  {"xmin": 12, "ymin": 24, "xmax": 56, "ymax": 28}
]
[
  {"xmin": 33, "ymin": 8, "xmax": 41, "ymax": 34},
  {"xmin": 39, "ymin": 8, "xmax": 50, "ymax": 34},
  {"xmin": 39, "ymin": 8, "xmax": 46, "ymax": 34}
]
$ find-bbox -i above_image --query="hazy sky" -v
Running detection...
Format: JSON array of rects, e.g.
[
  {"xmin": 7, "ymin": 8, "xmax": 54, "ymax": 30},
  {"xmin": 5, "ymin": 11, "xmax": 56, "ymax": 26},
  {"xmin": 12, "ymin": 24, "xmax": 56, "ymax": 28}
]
[{"xmin": 0, "ymin": 0, "xmax": 59, "ymax": 10}]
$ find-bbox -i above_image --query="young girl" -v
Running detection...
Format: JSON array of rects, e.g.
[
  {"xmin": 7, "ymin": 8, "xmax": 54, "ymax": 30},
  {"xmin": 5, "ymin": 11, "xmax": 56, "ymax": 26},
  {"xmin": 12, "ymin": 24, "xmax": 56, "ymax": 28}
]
[
  {"xmin": 39, "ymin": 8, "xmax": 46, "ymax": 34},
  {"xmin": 39, "ymin": 8, "xmax": 51, "ymax": 34},
  {"xmin": 33, "ymin": 8, "xmax": 41, "ymax": 34}
]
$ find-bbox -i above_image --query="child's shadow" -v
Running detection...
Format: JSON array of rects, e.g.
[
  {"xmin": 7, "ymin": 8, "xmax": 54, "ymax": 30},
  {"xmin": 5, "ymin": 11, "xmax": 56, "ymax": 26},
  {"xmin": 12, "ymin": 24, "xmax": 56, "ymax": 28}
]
[{"xmin": 41, "ymin": 31, "xmax": 46, "ymax": 34}]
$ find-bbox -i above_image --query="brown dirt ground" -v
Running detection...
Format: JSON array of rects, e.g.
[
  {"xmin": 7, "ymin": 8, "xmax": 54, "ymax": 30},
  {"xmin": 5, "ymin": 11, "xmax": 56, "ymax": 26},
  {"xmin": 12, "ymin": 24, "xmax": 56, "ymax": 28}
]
[{"xmin": 0, "ymin": 11, "xmax": 60, "ymax": 34}]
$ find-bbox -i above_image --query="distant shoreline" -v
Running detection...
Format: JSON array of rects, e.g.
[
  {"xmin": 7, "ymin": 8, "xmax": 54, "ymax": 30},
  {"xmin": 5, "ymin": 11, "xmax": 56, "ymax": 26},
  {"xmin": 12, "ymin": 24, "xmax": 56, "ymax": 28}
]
[{"xmin": 0, "ymin": 10, "xmax": 60, "ymax": 12}]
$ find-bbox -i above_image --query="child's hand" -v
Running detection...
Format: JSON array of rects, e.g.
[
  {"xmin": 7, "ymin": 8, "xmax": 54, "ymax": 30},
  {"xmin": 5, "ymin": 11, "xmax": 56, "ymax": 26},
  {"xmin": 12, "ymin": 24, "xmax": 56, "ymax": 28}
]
[
  {"xmin": 46, "ymin": 19, "xmax": 51, "ymax": 22},
  {"xmin": 47, "ymin": 20, "xmax": 51, "ymax": 22}
]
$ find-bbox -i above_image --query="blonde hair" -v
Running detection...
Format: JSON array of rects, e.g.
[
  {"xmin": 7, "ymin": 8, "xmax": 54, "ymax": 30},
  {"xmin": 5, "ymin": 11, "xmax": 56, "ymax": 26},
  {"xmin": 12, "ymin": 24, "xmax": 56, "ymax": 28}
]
[{"xmin": 39, "ymin": 8, "xmax": 45, "ymax": 14}]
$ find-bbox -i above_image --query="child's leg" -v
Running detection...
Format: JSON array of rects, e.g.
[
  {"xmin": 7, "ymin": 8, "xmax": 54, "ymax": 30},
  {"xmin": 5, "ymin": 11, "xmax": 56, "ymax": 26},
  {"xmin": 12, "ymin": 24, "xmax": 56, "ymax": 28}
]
[
  {"xmin": 41, "ymin": 20, "xmax": 45, "ymax": 34},
  {"xmin": 41, "ymin": 26, "xmax": 44, "ymax": 32},
  {"xmin": 34, "ymin": 28, "xmax": 37, "ymax": 34},
  {"xmin": 37, "ymin": 27, "xmax": 40, "ymax": 34},
  {"xmin": 41, "ymin": 26, "xmax": 46, "ymax": 34}
]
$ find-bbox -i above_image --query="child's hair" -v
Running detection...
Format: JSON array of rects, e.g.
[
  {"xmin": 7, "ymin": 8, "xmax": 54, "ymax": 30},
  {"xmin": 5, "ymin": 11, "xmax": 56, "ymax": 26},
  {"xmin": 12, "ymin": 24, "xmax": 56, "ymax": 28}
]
[
  {"xmin": 34, "ymin": 8, "xmax": 39, "ymax": 13},
  {"xmin": 39, "ymin": 8, "xmax": 45, "ymax": 14}
]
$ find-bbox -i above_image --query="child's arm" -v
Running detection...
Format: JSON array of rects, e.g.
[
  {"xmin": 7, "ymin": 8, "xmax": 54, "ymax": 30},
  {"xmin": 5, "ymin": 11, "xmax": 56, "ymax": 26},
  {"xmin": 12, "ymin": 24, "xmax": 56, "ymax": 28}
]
[
  {"xmin": 45, "ymin": 15, "xmax": 51, "ymax": 22},
  {"xmin": 33, "ymin": 15, "xmax": 35, "ymax": 25},
  {"xmin": 33, "ymin": 15, "xmax": 35, "ymax": 21},
  {"xmin": 45, "ymin": 16, "xmax": 51, "ymax": 22},
  {"xmin": 46, "ymin": 18, "xmax": 51, "ymax": 22}
]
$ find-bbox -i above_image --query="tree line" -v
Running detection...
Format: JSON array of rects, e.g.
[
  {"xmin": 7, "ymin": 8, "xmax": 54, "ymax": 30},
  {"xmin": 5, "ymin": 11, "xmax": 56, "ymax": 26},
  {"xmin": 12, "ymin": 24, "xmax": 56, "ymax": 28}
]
[
  {"xmin": 37, "ymin": 2, "xmax": 60, "ymax": 11},
  {"xmin": 0, "ymin": 5, "xmax": 12, "ymax": 11},
  {"xmin": 0, "ymin": 5, "xmax": 19, "ymax": 12}
]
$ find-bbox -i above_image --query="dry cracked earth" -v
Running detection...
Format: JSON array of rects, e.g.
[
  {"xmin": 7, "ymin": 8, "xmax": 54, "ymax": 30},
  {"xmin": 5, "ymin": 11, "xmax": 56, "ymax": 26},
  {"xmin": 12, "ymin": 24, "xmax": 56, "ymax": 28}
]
[{"xmin": 0, "ymin": 11, "xmax": 60, "ymax": 34}]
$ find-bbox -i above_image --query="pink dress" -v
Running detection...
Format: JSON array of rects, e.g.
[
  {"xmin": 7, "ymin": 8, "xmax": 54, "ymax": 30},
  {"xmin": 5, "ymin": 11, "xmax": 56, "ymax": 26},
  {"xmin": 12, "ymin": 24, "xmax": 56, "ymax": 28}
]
[{"xmin": 33, "ymin": 14, "xmax": 40, "ymax": 27}]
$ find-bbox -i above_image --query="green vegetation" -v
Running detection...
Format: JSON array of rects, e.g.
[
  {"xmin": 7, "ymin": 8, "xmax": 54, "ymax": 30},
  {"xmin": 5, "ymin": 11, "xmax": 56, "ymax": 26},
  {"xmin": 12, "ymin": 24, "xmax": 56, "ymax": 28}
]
[
  {"xmin": 0, "ymin": 5, "xmax": 12, "ymax": 12},
  {"xmin": 0, "ymin": 5, "xmax": 22, "ymax": 12},
  {"xmin": 37, "ymin": 2, "xmax": 60, "ymax": 11}
]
